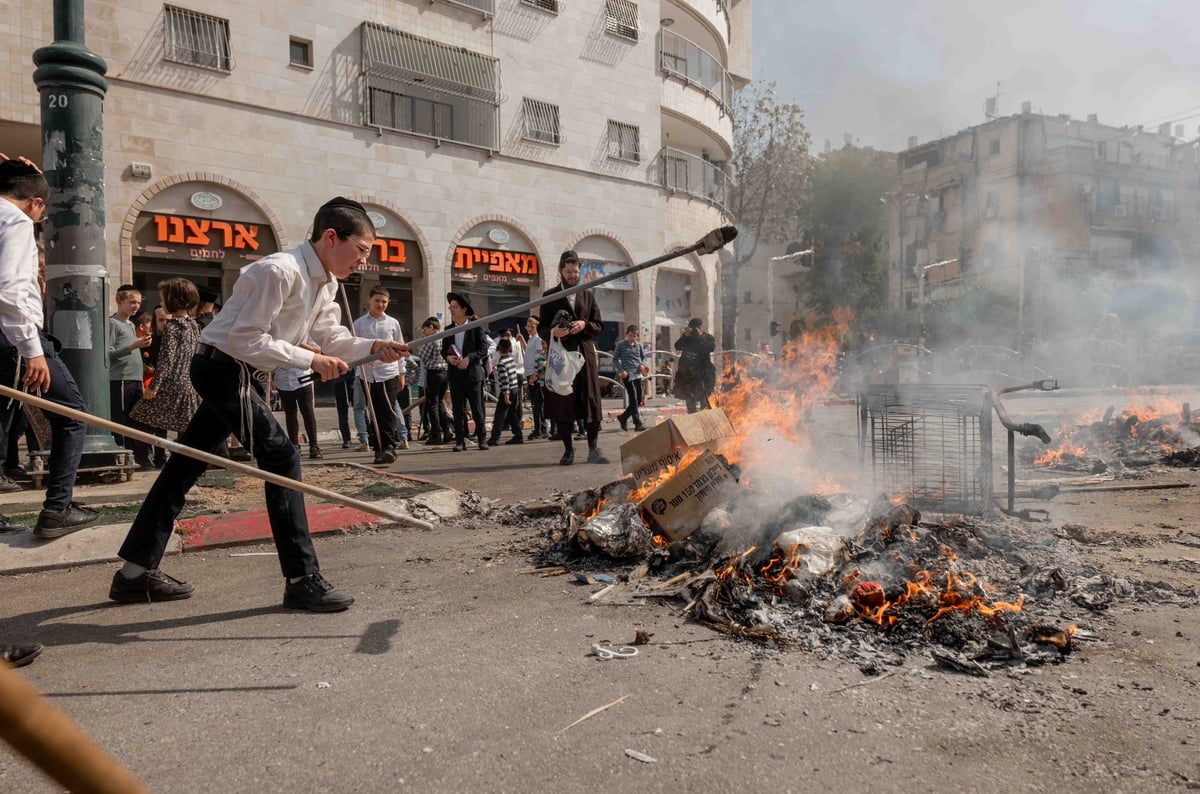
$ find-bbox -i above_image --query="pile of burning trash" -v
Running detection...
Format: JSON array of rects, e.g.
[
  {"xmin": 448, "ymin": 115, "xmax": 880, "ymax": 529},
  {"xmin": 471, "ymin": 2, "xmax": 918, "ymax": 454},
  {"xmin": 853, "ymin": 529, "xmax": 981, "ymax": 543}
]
[
  {"xmin": 1024, "ymin": 401, "xmax": 1200, "ymax": 473},
  {"xmin": 522, "ymin": 325, "xmax": 1197, "ymax": 675},
  {"xmin": 542, "ymin": 471, "xmax": 1183, "ymax": 676}
]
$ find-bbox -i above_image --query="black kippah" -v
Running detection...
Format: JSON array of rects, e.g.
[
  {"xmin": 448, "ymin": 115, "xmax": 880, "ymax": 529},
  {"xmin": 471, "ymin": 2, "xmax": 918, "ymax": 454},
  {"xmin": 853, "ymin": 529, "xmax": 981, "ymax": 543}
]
[{"xmin": 321, "ymin": 196, "xmax": 362, "ymax": 210}]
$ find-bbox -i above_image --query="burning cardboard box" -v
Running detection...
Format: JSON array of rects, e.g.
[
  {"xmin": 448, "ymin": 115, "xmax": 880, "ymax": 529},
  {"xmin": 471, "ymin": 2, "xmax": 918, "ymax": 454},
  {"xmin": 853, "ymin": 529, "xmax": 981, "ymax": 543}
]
[
  {"xmin": 620, "ymin": 408, "xmax": 735, "ymax": 484},
  {"xmin": 638, "ymin": 449, "xmax": 738, "ymax": 541}
]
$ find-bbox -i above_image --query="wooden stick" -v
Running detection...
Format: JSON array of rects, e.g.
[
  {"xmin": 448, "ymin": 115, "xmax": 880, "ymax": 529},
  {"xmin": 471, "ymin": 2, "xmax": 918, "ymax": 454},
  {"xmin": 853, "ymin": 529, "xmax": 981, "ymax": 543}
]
[
  {"xmin": 1062, "ymin": 482, "xmax": 1192, "ymax": 494},
  {"xmin": 0, "ymin": 662, "xmax": 148, "ymax": 793},
  {"xmin": 0, "ymin": 384, "xmax": 434, "ymax": 531},
  {"xmin": 830, "ymin": 669, "xmax": 900, "ymax": 694},
  {"xmin": 555, "ymin": 694, "xmax": 631, "ymax": 736}
]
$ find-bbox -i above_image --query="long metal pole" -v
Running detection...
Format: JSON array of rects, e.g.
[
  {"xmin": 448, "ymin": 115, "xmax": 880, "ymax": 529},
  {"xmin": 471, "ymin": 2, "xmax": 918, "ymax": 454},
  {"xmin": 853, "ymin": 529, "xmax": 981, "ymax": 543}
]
[
  {"xmin": 300, "ymin": 226, "xmax": 737, "ymax": 384},
  {"xmin": 0, "ymin": 385, "xmax": 434, "ymax": 530}
]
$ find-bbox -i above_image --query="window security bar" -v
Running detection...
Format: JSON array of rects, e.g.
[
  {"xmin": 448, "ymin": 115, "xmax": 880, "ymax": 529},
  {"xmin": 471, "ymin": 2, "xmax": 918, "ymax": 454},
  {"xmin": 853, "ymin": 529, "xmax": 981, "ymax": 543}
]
[
  {"xmin": 522, "ymin": 98, "xmax": 562, "ymax": 145},
  {"xmin": 438, "ymin": 0, "xmax": 496, "ymax": 18},
  {"xmin": 164, "ymin": 5, "xmax": 232, "ymax": 72},
  {"xmin": 361, "ymin": 22, "xmax": 501, "ymax": 104},
  {"xmin": 520, "ymin": 0, "xmax": 562, "ymax": 12},
  {"xmin": 607, "ymin": 121, "xmax": 641, "ymax": 163},
  {"xmin": 605, "ymin": 0, "xmax": 641, "ymax": 41}
]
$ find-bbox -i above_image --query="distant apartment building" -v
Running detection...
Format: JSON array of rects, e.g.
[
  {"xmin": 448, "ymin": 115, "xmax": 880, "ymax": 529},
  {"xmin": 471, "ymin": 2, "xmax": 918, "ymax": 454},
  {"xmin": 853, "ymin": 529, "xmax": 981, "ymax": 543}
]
[
  {"xmin": 0, "ymin": 0, "xmax": 749, "ymax": 353},
  {"xmin": 888, "ymin": 106, "xmax": 1200, "ymax": 339}
]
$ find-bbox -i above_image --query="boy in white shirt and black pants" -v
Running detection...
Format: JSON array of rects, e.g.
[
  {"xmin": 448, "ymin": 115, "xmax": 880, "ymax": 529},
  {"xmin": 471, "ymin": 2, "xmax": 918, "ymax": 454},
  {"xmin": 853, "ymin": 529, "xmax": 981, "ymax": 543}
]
[{"xmin": 109, "ymin": 198, "xmax": 408, "ymax": 611}]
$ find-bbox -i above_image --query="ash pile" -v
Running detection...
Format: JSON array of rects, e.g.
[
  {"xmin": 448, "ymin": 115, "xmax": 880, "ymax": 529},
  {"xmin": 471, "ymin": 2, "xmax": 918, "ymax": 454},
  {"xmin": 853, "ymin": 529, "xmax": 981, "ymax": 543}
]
[{"xmin": 522, "ymin": 409, "xmax": 1197, "ymax": 677}]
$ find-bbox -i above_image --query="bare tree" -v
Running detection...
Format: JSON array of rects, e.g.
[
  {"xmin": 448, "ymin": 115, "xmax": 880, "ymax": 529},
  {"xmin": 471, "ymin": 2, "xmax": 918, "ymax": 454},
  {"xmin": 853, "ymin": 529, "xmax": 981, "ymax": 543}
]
[{"xmin": 724, "ymin": 82, "xmax": 814, "ymax": 346}]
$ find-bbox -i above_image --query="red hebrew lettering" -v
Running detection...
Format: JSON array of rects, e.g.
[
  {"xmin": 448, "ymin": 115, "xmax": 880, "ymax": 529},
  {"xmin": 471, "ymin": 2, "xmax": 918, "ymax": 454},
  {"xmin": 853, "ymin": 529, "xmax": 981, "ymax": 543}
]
[
  {"xmin": 453, "ymin": 247, "xmax": 474, "ymax": 269},
  {"xmin": 388, "ymin": 240, "xmax": 406, "ymax": 263},
  {"xmin": 209, "ymin": 220, "xmax": 234, "ymax": 247},
  {"xmin": 184, "ymin": 218, "xmax": 211, "ymax": 245},
  {"xmin": 372, "ymin": 239, "xmax": 388, "ymax": 260},
  {"xmin": 503, "ymin": 252, "xmax": 521, "ymax": 272},
  {"xmin": 520, "ymin": 254, "xmax": 538, "ymax": 275},
  {"xmin": 155, "ymin": 215, "xmax": 187, "ymax": 243},
  {"xmin": 232, "ymin": 224, "xmax": 259, "ymax": 250}
]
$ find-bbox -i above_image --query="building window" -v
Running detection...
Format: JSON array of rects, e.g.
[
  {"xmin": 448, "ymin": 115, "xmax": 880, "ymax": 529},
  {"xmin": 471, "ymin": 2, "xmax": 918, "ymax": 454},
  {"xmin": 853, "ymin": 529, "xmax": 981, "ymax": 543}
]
[
  {"xmin": 163, "ymin": 5, "xmax": 232, "ymax": 72},
  {"xmin": 360, "ymin": 22, "xmax": 501, "ymax": 151},
  {"xmin": 369, "ymin": 87, "xmax": 454, "ymax": 140},
  {"xmin": 989, "ymin": 139, "xmax": 1000, "ymax": 156},
  {"xmin": 1095, "ymin": 141, "xmax": 1107, "ymax": 161},
  {"xmin": 521, "ymin": 98, "xmax": 561, "ymax": 145},
  {"xmin": 984, "ymin": 190, "xmax": 999, "ymax": 219},
  {"xmin": 605, "ymin": 0, "xmax": 641, "ymax": 41},
  {"xmin": 607, "ymin": 120, "xmax": 640, "ymax": 163},
  {"xmin": 289, "ymin": 36, "xmax": 312, "ymax": 68},
  {"xmin": 743, "ymin": 290, "xmax": 752, "ymax": 303},
  {"xmin": 520, "ymin": 0, "xmax": 560, "ymax": 12}
]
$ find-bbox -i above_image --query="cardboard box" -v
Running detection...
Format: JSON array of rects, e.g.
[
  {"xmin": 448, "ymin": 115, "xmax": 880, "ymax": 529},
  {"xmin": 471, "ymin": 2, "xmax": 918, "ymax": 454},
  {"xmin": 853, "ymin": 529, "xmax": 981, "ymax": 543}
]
[
  {"xmin": 638, "ymin": 449, "xmax": 738, "ymax": 541},
  {"xmin": 620, "ymin": 407, "xmax": 735, "ymax": 484}
]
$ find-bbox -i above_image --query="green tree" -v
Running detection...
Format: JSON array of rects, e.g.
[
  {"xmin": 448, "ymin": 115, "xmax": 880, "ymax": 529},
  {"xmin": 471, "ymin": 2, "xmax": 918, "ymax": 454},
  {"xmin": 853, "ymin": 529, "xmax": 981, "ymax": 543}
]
[
  {"xmin": 804, "ymin": 146, "xmax": 893, "ymax": 327},
  {"xmin": 725, "ymin": 82, "xmax": 814, "ymax": 347}
]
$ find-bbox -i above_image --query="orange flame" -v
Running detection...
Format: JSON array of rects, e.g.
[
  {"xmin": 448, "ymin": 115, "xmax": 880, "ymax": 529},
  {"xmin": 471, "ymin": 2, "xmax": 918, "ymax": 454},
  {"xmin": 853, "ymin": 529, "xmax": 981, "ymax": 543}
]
[
  {"xmin": 1033, "ymin": 441, "xmax": 1088, "ymax": 467},
  {"xmin": 714, "ymin": 308, "xmax": 852, "ymax": 472}
]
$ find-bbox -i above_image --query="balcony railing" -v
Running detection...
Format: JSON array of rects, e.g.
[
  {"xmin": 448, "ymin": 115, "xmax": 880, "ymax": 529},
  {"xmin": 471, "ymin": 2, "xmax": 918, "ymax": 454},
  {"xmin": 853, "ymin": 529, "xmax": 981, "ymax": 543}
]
[
  {"xmin": 438, "ymin": 0, "xmax": 495, "ymax": 17},
  {"xmin": 657, "ymin": 147, "xmax": 731, "ymax": 214},
  {"xmin": 658, "ymin": 28, "xmax": 733, "ymax": 115}
]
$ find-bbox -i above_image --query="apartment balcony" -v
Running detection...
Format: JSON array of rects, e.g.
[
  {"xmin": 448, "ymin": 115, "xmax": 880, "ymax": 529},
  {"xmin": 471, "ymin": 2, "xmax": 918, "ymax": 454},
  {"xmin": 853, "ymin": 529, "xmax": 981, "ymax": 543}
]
[
  {"xmin": 656, "ymin": 146, "xmax": 732, "ymax": 217},
  {"xmin": 1088, "ymin": 201, "xmax": 1180, "ymax": 230},
  {"xmin": 663, "ymin": 0, "xmax": 731, "ymax": 48},
  {"xmin": 658, "ymin": 29, "xmax": 733, "ymax": 116}
]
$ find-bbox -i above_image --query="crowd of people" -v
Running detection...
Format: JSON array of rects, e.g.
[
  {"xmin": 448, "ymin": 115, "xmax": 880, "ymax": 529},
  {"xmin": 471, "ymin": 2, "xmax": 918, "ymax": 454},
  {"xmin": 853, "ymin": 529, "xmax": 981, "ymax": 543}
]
[{"xmin": 0, "ymin": 163, "xmax": 724, "ymax": 667}]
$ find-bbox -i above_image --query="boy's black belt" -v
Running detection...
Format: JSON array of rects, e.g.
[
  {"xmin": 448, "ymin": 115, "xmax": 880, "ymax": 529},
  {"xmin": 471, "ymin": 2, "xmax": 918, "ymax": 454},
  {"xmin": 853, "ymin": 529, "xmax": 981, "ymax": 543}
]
[{"xmin": 194, "ymin": 343, "xmax": 240, "ymax": 367}]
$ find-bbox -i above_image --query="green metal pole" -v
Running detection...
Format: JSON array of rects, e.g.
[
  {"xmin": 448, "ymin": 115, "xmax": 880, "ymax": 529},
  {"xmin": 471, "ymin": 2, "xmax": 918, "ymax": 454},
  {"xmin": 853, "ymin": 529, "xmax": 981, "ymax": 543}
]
[{"xmin": 32, "ymin": 0, "xmax": 119, "ymax": 453}]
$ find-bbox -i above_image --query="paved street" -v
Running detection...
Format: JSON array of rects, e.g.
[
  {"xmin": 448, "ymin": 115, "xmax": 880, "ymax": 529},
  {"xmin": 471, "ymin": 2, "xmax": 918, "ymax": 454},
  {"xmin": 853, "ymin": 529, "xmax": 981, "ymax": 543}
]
[{"xmin": 1, "ymin": 387, "xmax": 1198, "ymax": 791}]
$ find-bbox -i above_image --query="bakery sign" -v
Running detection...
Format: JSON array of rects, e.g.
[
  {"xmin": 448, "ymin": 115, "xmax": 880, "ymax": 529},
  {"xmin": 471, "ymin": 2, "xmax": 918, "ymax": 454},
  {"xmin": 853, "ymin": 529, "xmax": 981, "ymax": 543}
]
[
  {"xmin": 358, "ymin": 236, "xmax": 422, "ymax": 277},
  {"xmin": 134, "ymin": 212, "xmax": 279, "ymax": 267},
  {"xmin": 452, "ymin": 245, "xmax": 540, "ymax": 286}
]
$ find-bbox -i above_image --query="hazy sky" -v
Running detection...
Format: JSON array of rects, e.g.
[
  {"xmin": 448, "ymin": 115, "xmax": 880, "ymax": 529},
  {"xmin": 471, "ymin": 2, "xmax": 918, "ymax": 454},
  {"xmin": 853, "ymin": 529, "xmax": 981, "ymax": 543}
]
[{"xmin": 752, "ymin": 0, "xmax": 1200, "ymax": 153}]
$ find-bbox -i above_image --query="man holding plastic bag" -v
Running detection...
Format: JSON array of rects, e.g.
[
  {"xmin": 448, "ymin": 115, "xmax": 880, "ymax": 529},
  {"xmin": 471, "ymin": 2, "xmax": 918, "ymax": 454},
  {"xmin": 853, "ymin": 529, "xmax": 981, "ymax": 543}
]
[{"xmin": 538, "ymin": 250, "xmax": 610, "ymax": 466}]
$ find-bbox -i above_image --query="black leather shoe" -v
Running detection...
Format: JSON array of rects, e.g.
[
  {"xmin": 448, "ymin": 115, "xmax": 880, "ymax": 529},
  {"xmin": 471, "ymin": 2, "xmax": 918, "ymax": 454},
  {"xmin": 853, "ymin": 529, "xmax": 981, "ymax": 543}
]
[
  {"xmin": 0, "ymin": 644, "xmax": 42, "ymax": 668},
  {"xmin": 633, "ymin": 424, "xmax": 647, "ymax": 432},
  {"xmin": 34, "ymin": 503, "xmax": 100, "ymax": 540},
  {"xmin": 504, "ymin": 437, "xmax": 524, "ymax": 445},
  {"xmin": 109, "ymin": 568, "xmax": 194, "ymax": 603},
  {"xmin": 477, "ymin": 439, "xmax": 489, "ymax": 451},
  {"xmin": 488, "ymin": 437, "xmax": 500, "ymax": 447},
  {"xmin": 452, "ymin": 442, "xmax": 467, "ymax": 452},
  {"xmin": 587, "ymin": 448, "xmax": 611, "ymax": 465},
  {"xmin": 283, "ymin": 572, "xmax": 354, "ymax": 612},
  {"xmin": 425, "ymin": 436, "xmax": 444, "ymax": 446},
  {"xmin": 374, "ymin": 448, "xmax": 396, "ymax": 465},
  {"xmin": 528, "ymin": 432, "xmax": 543, "ymax": 440},
  {"xmin": 309, "ymin": 448, "xmax": 324, "ymax": 460},
  {"xmin": 559, "ymin": 449, "xmax": 575, "ymax": 466},
  {"xmin": 618, "ymin": 418, "xmax": 628, "ymax": 431}
]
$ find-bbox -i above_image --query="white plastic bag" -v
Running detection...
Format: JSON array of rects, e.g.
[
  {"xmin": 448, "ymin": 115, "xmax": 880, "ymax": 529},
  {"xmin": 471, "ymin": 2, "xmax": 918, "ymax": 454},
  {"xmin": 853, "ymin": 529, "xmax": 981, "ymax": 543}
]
[{"xmin": 545, "ymin": 336, "xmax": 584, "ymax": 395}]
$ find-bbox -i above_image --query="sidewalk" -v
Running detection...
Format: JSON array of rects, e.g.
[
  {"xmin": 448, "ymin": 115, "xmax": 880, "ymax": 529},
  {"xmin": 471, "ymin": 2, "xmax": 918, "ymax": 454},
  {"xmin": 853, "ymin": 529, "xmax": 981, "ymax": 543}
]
[{"xmin": 0, "ymin": 392, "xmax": 695, "ymax": 576}]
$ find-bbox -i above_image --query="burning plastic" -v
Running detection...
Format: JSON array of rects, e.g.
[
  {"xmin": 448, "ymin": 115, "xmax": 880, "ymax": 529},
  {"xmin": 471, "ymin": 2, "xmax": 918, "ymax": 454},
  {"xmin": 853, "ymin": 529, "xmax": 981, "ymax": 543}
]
[{"xmin": 574, "ymin": 503, "xmax": 654, "ymax": 559}]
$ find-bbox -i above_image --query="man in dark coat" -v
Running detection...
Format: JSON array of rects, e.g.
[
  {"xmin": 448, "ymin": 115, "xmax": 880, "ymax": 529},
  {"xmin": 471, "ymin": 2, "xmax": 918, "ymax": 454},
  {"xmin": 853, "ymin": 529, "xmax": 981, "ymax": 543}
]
[
  {"xmin": 674, "ymin": 317, "xmax": 717, "ymax": 413},
  {"xmin": 442, "ymin": 291, "xmax": 489, "ymax": 451},
  {"xmin": 538, "ymin": 250, "xmax": 609, "ymax": 466}
]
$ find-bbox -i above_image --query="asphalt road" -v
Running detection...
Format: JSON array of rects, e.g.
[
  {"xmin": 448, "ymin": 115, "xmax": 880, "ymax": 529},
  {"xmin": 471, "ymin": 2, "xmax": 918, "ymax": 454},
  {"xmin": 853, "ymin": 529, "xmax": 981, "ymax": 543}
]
[{"xmin": 2, "ymin": 387, "xmax": 1198, "ymax": 791}]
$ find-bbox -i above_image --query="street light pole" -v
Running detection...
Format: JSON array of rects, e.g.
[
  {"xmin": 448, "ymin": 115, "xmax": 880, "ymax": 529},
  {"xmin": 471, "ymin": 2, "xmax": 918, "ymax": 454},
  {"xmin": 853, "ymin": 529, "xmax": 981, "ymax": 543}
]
[{"xmin": 33, "ymin": 0, "xmax": 120, "ymax": 455}]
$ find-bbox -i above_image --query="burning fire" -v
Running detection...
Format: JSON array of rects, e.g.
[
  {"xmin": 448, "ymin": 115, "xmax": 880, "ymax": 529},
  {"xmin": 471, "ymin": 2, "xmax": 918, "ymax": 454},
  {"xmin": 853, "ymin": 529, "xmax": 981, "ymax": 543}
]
[
  {"xmin": 1033, "ymin": 440, "xmax": 1089, "ymax": 468},
  {"xmin": 714, "ymin": 308, "xmax": 852, "ymax": 472}
]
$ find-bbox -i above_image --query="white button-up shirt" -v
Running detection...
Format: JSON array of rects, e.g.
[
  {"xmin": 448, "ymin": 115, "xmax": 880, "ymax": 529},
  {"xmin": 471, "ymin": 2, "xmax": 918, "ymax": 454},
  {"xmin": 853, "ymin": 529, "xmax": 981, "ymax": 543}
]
[
  {"xmin": 352, "ymin": 311, "xmax": 405, "ymax": 383},
  {"xmin": 0, "ymin": 200, "xmax": 44, "ymax": 358},
  {"xmin": 200, "ymin": 241, "xmax": 373, "ymax": 371}
]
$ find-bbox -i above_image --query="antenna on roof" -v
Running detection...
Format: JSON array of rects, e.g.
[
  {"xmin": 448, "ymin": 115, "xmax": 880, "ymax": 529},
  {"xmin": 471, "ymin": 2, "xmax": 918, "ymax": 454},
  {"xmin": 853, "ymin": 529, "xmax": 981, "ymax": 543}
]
[{"xmin": 984, "ymin": 82, "xmax": 1001, "ymax": 120}]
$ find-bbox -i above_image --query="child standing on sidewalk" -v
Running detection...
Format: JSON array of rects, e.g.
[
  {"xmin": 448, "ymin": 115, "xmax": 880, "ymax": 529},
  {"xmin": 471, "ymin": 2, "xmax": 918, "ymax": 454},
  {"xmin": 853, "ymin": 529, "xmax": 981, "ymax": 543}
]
[{"xmin": 488, "ymin": 337, "xmax": 523, "ymax": 446}]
